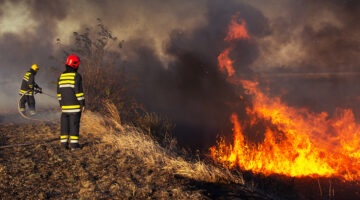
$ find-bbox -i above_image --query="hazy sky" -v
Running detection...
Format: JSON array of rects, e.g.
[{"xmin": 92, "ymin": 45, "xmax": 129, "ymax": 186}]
[{"xmin": 0, "ymin": 0, "xmax": 359, "ymax": 148}]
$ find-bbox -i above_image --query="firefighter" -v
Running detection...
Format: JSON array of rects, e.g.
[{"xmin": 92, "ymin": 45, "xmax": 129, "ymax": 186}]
[
  {"xmin": 19, "ymin": 64, "xmax": 42, "ymax": 115},
  {"xmin": 57, "ymin": 54, "xmax": 85, "ymax": 150}
]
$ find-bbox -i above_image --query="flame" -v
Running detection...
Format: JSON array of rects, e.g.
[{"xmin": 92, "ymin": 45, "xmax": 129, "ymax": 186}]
[
  {"xmin": 211, "ymin": 80, "xmax": 360, "ymax": 180},
  {"xmin": 211, "ymin": 13, "xmax": 360, "ymax": 181},
  {"xmin": 217, "ymin": 12, "xmax": 250, "ymax": 77},
  {"xmin": 218, "ymin": 48, "xmax": 235, "ymax": 77},
  {"xmin": 225, "ymin": 12, "xmax": 250, "ymax": 41}
]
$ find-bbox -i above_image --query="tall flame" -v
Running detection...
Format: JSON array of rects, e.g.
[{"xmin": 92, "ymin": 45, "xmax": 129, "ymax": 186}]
[
  {"xmin": 217, "ymin": 12, "xmax": 250, "ymax": 77},
  {"xmin": 218, "ymin": 48, "xmax": 235, "ymax": 77},
  {"xmin": 211, "ymin": 13, "xmax": 360, "ymax": 181},
  {"xmin": 224, "ymin": 12, "xmax": 250, "ymax": 41}
]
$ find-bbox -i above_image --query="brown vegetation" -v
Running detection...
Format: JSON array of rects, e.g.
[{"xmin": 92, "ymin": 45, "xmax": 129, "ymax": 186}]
[
  {"xmin": 2, "ymin": 20, "xmax": 357, "ymax": 200},
  {"xmin": 0, "ymin": 103, "xmax": 274, "ymax": 199}
]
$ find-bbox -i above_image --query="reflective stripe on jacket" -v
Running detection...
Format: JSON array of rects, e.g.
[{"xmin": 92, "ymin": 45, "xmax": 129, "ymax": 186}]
[
  {"xmin": 57, "ymin": 70, "xmax": 85, "ymax": 113},
  {"xmin": 19, "ymin": 71, "xmax": 36, "ymax": 95}
]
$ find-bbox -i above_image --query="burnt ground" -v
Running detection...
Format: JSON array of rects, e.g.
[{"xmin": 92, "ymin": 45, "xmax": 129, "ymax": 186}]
[{"xmin": 0, "ymin": 113, "xmax": 359, "ymax": 200}]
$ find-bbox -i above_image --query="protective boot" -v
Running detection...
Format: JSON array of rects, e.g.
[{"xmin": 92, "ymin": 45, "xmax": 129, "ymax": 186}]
[
  {"xmin": 29, "ymin": 110, "xmax": 36, "ymax": 116},
  {"xmin": 60, "ymin": 135, "xmax": 69, "ymax": 149},
  {"xmin": 20, "ymin": 108, "xmax": 26, "ymax": 115},
  {"xmin": 70, "ymin": 135, "xmax": 80, "ymax": 150}
]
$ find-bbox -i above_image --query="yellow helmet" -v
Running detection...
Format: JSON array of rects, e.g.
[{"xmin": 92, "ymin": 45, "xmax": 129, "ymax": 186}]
[{"xmin": 30, "ymin": 64, "xmax": 39, "ymax": 71}]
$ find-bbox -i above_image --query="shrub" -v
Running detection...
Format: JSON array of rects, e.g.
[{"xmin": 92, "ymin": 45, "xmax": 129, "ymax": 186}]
[{"xmin": 58, "ymin": 18, "xmax": 174, "ymax": 146}]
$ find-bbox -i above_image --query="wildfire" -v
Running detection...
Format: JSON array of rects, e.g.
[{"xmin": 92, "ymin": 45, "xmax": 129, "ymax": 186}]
[
  {"xmin": 211, "ymin": 13, "xmax": 360, "ymax": 181},
  {"xmin": 218, "ymin": 48, "xmax": 235, "ymax": 77},
  {"xmin": 217, "ymin": 12, "xmax": 250, "ymax": 77},
  {"xmin": 224, "ymin": 12, "xmax": 250, "ymax": 41}
]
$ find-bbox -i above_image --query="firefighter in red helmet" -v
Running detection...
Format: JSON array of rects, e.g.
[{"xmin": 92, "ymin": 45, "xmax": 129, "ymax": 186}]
[
  {"xmin": 19, "ymin": 64, "xmax": 42, "ymax": 115},
  {"xmin": 57, "ymin": 54, "xmax": 85, "ymax": 150}
]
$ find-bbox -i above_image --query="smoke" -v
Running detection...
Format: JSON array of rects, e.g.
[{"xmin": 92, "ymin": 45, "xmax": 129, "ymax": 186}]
[
  {"xmin": 0, "ymin": 0, "xmax": 358, "ymax": 149},
  {"xmin": 0, "ymin": 0, "xmax": 70, "ymax": 114},
  {"xmin": 243, "ymin": 0, "xmax": 360, "ymax": 118},
  {"xmin": 247, "ymin": 0, "xmax": 360, "ymax": 71}
]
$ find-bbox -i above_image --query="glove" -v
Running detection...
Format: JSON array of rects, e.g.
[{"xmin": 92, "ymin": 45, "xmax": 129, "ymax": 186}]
[{"xmin": 35, "ymin": 87, "xmax": 42, "ymax": 94}]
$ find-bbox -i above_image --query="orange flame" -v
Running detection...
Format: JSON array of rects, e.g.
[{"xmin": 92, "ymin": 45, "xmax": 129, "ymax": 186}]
[
  {"xmin": 212, "ymin": 13, "xmax": 360, "ymax": 181},
  {"xmin": 211, "ymin": 80, "xmax": 360, "ymax": 180},
  {"xmin": 225, "ymin": 12, "xmax": 250, "ymax": 41},
  {"xmin": 218, "ymin": 48, "xmax": 235, "ymax": 77},
  {"xmin": 217, "ymin": 12, "xmax": 250, "ymax": 77}
]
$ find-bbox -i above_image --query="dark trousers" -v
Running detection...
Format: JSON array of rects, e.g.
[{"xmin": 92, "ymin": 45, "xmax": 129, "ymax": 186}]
[
  {"xmin": 60, "ymin": 112, "xmax": 82, "ymax": 148},
  {"xmin": 19, "ymin": 95, "xmax": 35, "ymax": 111}
]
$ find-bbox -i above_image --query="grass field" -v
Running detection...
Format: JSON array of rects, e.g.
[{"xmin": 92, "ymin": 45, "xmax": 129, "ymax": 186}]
[{"xmin": 0, "ymin": 103, "xmax": 358, "ymax": 199}]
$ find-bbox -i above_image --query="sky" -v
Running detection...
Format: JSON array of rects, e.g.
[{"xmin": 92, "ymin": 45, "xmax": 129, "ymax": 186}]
[{"xmin": 0, "ymin": 0, "xmax": 359, "ymax": 148}]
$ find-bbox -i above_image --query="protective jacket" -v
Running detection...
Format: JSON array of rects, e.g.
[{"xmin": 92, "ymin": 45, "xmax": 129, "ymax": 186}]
[
  {"xmin": 19, "ymin": 69, "xmax": 39, "ymax": 96},
  {"xmin": 57, "ymin": 66, "xmax": 85, "ymax": 112}
]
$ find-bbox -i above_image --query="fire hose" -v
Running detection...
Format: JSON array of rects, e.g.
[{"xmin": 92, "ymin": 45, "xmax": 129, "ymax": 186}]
[
  {"xmin": 17, "ymin": 89, "xmax": 58, "ymax": 123},
  {"xmin": 0, "ymin": 90, "xmax": 60, "ymax": 149},
  {"xmin": 0, "ymin": 138, "xmax": 58, "ymax": 149}
]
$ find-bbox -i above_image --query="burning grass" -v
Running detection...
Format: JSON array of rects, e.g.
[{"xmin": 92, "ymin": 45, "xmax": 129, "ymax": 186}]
[{"xmin": 1, "ymin": 105, "xmax": 359, "ymax": 199}]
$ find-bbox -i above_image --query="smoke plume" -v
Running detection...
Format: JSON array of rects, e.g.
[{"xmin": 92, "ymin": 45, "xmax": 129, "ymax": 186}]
[{"xmin": 0, "ymin": 0, "xmax": 358, "ymax": 149}]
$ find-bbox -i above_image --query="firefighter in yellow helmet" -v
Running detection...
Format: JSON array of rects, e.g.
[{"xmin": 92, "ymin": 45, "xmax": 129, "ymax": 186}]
[
  {"xmin": 57, "ymin": 54, "xmax": 85, "ymax": 150},
  {"xmin": 19, "ymin": 64, "xmax": 42, "ymax": 115}
]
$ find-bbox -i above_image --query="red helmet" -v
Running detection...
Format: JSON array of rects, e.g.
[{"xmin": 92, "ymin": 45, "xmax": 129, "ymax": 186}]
[{"xmin": 66, "ymin": 54, "xmax": 80, "ymax": 69}]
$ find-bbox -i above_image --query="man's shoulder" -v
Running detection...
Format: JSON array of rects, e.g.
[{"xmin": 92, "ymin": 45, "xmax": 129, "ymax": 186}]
[
  {"xmin": 74, "ymin": 72, "xmax": 82, "ymax": 77},
  {"xmin": 60, "ymin": 71, "xmax": 77, "ymax": 75}
]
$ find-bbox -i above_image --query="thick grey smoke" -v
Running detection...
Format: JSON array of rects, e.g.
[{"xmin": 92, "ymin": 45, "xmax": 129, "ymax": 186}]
[
  {"xmin": 245, "ymin": 0, "xmax": 360, "ymax": 117},
  {"xmin": 0, "ymin": 0, "xmax": 358, "ymax": 149},
  {"xmin": 0, "ymin": 0, "xmax": 67, "ymax": 114},
  {"xmin": 245, "ymin": 0, "xmax": 360, "ymax": 71}
]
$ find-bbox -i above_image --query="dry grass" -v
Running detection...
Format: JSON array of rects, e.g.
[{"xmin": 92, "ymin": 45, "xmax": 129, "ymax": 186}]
[
  {"xmin": 0, "ymin": 104, "xmax": 279, "ymax": 199},
  {"xmin": 82, "ymin": 101, "xmax": 244, "ymax": 185},
  {"xmin": 4, "ymin": 106, "xmax": 353, "ymax": 199}
]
